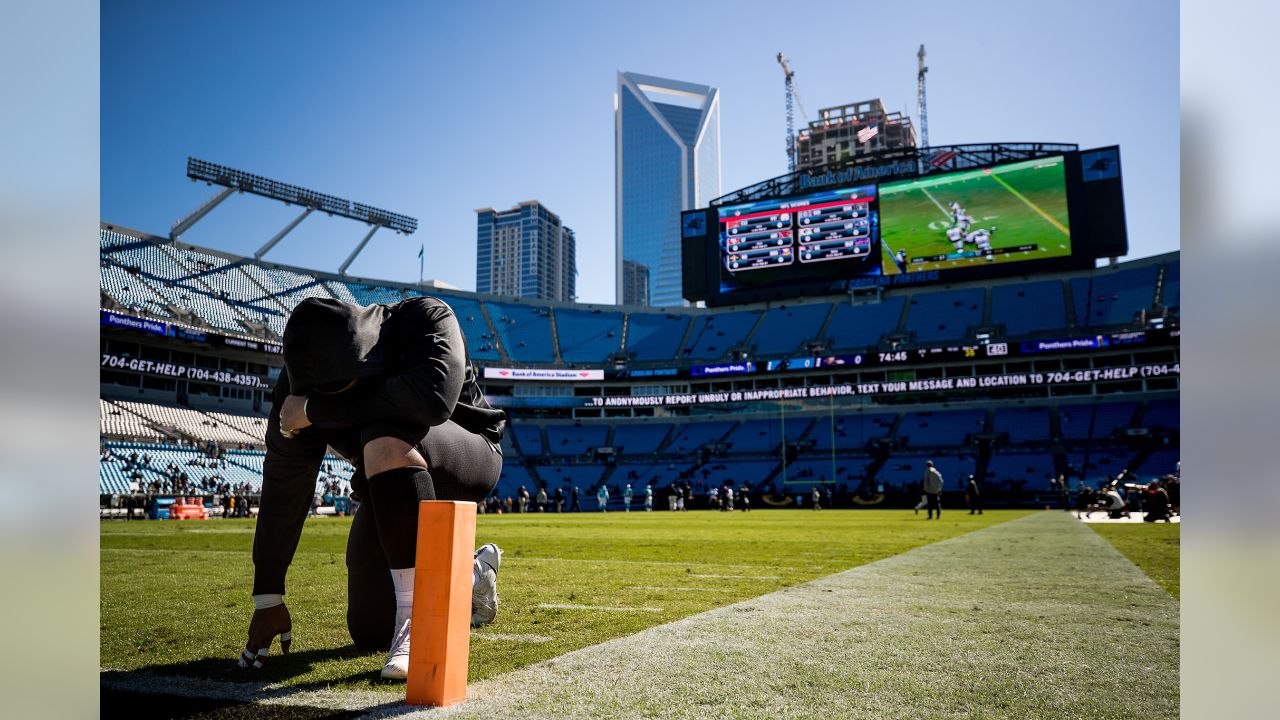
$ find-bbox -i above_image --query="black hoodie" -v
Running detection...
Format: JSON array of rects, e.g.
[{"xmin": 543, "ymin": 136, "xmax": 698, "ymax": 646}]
[{"xmin": 252, "ymin": 296, "xmax": 505, "ymax": 595}]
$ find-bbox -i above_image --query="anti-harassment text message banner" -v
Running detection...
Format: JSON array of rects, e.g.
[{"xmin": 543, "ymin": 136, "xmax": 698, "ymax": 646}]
[{"xmin": 586, "ymin": 362, "xmax": 1179, "ymax": 409}]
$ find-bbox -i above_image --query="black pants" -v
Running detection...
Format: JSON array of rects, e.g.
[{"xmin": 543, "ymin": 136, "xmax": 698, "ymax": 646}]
[
  {"xmin": 345, "ymin": 420, "xmax": 502, "ymax": 650},
  {"xmin": 967, "ymin": 492, "xmax": 982, "ymax": 514},
  {"xmin": 926, "ymin": 492, "xmax": 942, "ymax": 518}
]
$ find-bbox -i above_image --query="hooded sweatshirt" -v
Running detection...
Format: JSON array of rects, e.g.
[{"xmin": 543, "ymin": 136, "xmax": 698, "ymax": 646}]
[{"xmin": 252, "ymin": 296, "xmax": 505, "ymax": 595}]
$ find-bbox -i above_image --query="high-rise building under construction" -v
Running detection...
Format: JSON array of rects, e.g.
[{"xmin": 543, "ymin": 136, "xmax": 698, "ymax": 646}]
[{"xmin": 795, "ymin": 99, "xmax": 916, "ymax": 171}]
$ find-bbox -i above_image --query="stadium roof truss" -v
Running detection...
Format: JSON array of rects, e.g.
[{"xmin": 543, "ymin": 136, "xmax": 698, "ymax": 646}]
[
  {"xmin": 176, "ymin": 157, "xmax": 418, "ymax": 274},
  {"xmin": 712, "ymin": 142, "xmax": 1079, "ymax": 207}
]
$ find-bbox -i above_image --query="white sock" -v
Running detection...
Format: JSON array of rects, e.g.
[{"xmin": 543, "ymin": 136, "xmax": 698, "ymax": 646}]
[{"xmin": 391, "ymin": 567, "xmax": 414, "ymax": 626}]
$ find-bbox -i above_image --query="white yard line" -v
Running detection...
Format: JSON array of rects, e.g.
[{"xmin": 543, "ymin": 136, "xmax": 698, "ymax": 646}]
[
  {"xmin": 537, "ymin": 603, "xmax": 662, "ymax": 612},
  {"xmin": 626, "ymin": 586, "xmax": 736, "ymax": 593},
  {"xmin": 472, "ymin": 633, "xmax": 552, "ymax": 644},
  {"xmin": 516, "ymin": 556, "xmax": 758, "ymax": 569}
]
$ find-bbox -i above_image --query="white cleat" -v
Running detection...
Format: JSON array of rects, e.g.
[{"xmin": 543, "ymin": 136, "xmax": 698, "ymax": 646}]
[
  {"xmin": 471, "ymin": 543, "xmax": 503, "ymax": 628},
  {"xmin": 380, "ymin": 618, "xmax": 411, "ymax": 680}
]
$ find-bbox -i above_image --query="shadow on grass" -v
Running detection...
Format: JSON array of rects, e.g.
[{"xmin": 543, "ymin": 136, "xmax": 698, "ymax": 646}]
[{"xmin": 101, "ymin": 645, "xmax": 393, "ymax": 693}]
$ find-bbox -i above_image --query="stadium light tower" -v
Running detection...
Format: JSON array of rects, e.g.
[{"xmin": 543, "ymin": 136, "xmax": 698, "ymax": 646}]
[{"xmin": 176, "ymin": 158, "xmax": 418, "ymax": 274}]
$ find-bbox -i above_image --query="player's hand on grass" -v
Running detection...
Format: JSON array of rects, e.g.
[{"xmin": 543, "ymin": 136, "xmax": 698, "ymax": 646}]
[
  {"xmin": 278, "ymin": 395, "xmax": 311, "ymax": 438},
  {"xmin": 240, "ymin": 603, "xmax": 292, "ymax": 669}
]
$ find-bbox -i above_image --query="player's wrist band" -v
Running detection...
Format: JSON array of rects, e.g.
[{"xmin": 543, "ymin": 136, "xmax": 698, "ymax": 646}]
[{"xmin": 253, "ymin": 593, "xmax": 284, "ymax": 610}]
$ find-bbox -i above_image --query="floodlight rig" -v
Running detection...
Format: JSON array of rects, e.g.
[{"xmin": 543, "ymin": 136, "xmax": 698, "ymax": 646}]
[{"xmin": 176, "ymin": 157, "xmax": 418, "ymax": 274}]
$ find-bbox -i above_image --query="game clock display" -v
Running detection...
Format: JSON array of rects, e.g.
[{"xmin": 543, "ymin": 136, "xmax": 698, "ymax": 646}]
[{"xmin": 718, "ymin": 185, "xmax": 881, "ymax": 293}]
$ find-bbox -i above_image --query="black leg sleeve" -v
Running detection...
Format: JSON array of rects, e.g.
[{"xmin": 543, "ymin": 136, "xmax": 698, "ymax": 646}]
[
  {"xmin": 346, "ymin": 498, "xmax": 394, "ymax": 651},
  {"xmin": 366, "ymin": 466, "xmax": 436, "ymax": 570}
]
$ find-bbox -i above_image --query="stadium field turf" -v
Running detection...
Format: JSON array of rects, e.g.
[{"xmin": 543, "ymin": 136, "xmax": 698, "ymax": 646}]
[
  {"xmin": 101, "ymin": 510, "xmax": 1024, "ymax": 689},
  {"xmin": 880, "ymin": 157, "xmax": 1071, "ymax": 274},
  {"xmin": 1088, "ymin": 521, "xmax": 1181, "ymax": 598},
  {"xmin": 102, "ymin": 510, "xmax": 1179, "ymax": 718}
]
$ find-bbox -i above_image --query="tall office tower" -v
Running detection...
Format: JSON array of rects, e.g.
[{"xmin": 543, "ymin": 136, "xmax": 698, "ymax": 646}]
[
  {"xmin": 795, "ymin": 99, "xmax": 916, "ymax": 170},
  {"xmin": 615, "ymin": 72, "xmax": 720, "ymax": 306},
  {"xmin": 475, "ymin": 200, "xmax": 577, "ymax": 302},
  {"xmin": 621, "ymin": 260, "xmax": 650, "ymax": 307}
]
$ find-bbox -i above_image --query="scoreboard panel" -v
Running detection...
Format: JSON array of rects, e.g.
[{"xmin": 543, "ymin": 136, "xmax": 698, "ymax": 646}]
[{"xmin": 717, "ymin": 184, "xmax": 882, "ymax": 295}]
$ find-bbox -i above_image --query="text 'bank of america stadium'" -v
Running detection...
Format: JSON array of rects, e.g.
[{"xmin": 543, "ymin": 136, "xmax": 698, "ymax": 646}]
[{"xmin": 99, "ymin": 208, "xmax": 1178, "ymax": 516}]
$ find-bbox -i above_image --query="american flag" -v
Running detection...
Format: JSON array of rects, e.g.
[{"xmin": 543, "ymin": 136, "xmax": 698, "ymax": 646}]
[
  {"xmin": 856, "ymin": 124, "xmax": 879, "ymax": 144},
  {"xmin": 928, "ymin": 149, "xmax": 958, "ymax": 168}
]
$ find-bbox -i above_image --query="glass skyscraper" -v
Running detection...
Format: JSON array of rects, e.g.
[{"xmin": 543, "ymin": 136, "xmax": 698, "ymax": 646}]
[
  {"xmin": 615, "ymin": 72, "xmax": 720, "ymax": 306},
  {"xmin": 476, "ymin": 201, "xmax": 576, "ymax": 302}
]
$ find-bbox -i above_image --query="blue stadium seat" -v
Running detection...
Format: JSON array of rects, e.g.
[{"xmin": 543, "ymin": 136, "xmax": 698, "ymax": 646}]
[
  {"xmin": 1140, "ymin": 399, "xmax": 1179, "ymax": 430},
  {"xmin": 436, "ymin": 295, "xmax": 501, "ymax": 361},
  {"xmin": 339, "ymin": 281, "xmax": 418, "ymax": 306},
  {"xmin": 877, "ymin": 454, "xmax": 976, "ymax": 491},
  {"xmin": 826, "ymin": 297, "xmax": 906, "ymax": 350},
  {"xmin": 665, "ymin": 422, "xmax": 735, "ymax": 454},
  {"xmin": 985, "ymin": 453, "xmax": 1056, "ymax": 491},
  {"xmin": 1066, "ymin": 447, "xmax": 1130, "ymax": 481},
  {"xmin": 100, "ymin": 263, "xmax": 173, "ymax": 319},
  {"xmin": 992, "ymin": 407, "xmax": 1051, "ymax": 443},
  {"xmin": 779, "ymin": 456, "xmax": 872, "ymax": 486},
  {"xmin": 487, "ymin": 302, "xmax": 556, "ymax": 363},
  {"xmin": 809, "ymin": 414, "xmax": 896, "ymax": 451},
  {"xmin": 751, "ymin": 304, "xmax": 831, "ymax": 357},
  {"xmin": 615, "ymin": 460, "xmax": 697, "ymax": 489},
  {"xmin": 539, "ymin": 465, "xmax": 606, "ymax": 488},
  {"xmin": 722, "ymin": 418, "xmax": 812, "ymax": 453},
  {"xmin": 898, "ymin": 410, "xmax": 986, "ymax": 446},
  {"xmin": 610, "ymin": 423, "xmax": 673, "ymax": 455},
  {"xmin": 1071, "ymin": 265, "xmax": 1158, "ymax": 327},
  {"xmin": 494, "ymin": 463, "xmax": 536, "ymax": 499},
  {"xmin": 1058, "ymin": 402, "xmax": 1137, "ymax": 441},
  {"xmin": 545, "ymin": 424, "xmax": 609, "ymax": 456},
  {"xmin": 556, "ymin": 308, "xmax": 625, "ymax": 364},
  {"xmin": 903, "ymin": 288, "xmax": 985, "ymax": 343},
  {"xmin": 990, "ymin": 280, "xmax": 1066, "ymax": 336},
  {"xmin": 683, "ymin": 310, "xmax": 761, "ymax": 360},
  {"xmin": 624, "ymin": 312, "xmax": 691, "ymax": 362},
  {"xmin": 1136, "ymin": 450, "xmax": 1179, "ymax": 478},
  {"xmin": 512, "ymin": 425, "xmax": 545, "ymax": 456},
  {"xmin": 695, "ymin": 460, "xmax": 779, "ymax": 488}
]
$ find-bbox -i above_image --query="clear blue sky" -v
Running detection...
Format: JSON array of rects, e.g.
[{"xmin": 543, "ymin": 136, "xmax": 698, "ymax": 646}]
[{"xmin": 102, "ymin": 0, "xmax": 1178, "ymax": 305}]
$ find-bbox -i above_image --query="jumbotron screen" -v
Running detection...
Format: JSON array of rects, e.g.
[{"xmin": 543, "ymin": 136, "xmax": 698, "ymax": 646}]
[
  {"xmin": 879, "ymin": 155, "xmax": 1071, "ymax": 274},
  {"xmin": 717, "ymin": 184, "xmax": 882, "ymax": 294}
]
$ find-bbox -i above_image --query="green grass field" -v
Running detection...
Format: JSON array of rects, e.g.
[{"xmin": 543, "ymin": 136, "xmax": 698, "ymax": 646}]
[
  {"xmin": 101, "ymin": 510, "xmax": 1024, "ymax": 689},
  {"xmin": 880, "ymin": 157, "xmax": 1072, "ymax": 274},
  {"xmin": 101, "ymin": 511, "xmax": 1180, "ymax": 718},
  {"xmin": 1089, "ymin": 522, "xmax": 1181, "ymax": 597}
]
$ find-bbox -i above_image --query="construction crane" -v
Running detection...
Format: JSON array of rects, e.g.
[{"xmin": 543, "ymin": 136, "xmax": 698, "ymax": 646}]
[
  {"xmin": 776, "ymin": 52, "xmax": 809, "ymax": 173},
  {"xmin": 916, "ymin": 44, "xmax": 929, "ymax": 149}
]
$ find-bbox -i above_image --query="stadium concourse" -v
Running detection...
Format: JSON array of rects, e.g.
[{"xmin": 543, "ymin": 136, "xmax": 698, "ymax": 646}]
[{"xmin": 100, "ymin": 224, "xmax": 1179, "ymax": 514}]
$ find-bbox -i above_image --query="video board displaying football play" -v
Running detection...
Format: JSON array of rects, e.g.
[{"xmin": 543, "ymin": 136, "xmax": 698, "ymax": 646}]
[
  {"xmin": 716, "ymin": 184, "xmax": 882, "ymax": 294},
  {"xmin": 878, "ymin": 156, "xmax": 1072, "ymax": 274},
  {"xmin": 685, "ymin": 147, "xmax": 1126, "ymax": 306}
]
